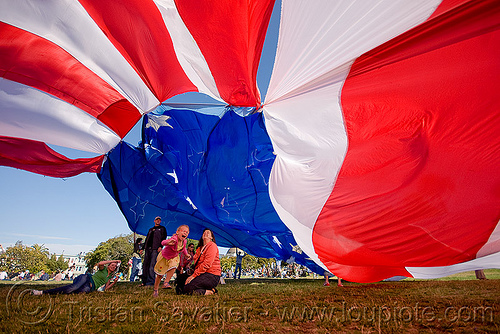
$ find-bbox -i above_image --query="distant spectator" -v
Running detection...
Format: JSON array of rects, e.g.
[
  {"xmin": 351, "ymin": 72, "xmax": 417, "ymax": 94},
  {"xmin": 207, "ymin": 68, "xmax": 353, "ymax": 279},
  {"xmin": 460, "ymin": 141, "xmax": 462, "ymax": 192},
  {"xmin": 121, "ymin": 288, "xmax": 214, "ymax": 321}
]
[
  {"xmin": 235, "ymin": 249, "xmax": 246, "ymax": 279},
  {"xmin": 24, "ymin": 270, "xmax": 31, "ymax": 280},
  {"xmin": 128, "ymin": 258, "xmax": 133, "ymax": 280},
  {"xmin": 54, "ymin": 272, "xmax": 63, "ymax": 281},
  {"xmin": 0, "ymin": 271, "xmax": 8, "ymax": 280},
  {"xmin": 66, "ymin": 266, "xmax": 75, "ymax": 281},
  {"xmin": 130, "ymin": 237, "xmax": 144, "ymax": 282},
  {"xmin": 39, "ymin": 271, "xmax": 49, "ymax": 281}
]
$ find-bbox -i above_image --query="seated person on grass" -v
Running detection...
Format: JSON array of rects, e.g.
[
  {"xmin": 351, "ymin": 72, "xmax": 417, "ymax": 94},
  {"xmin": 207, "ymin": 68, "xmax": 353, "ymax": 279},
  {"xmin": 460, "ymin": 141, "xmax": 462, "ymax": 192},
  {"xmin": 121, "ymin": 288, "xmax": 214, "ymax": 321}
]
[{"xmin": 182, "ymin": 228, "xmax": 221, "ymax": 296}]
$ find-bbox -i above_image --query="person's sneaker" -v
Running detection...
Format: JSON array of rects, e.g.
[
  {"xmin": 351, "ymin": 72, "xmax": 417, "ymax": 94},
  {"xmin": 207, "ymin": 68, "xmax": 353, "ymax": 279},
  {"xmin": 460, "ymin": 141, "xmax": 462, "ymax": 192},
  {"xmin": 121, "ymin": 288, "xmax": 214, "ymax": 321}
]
[
  {"xmin": 323, "ymin": 282, "xmax": 330, "ymax": 286},
  {"xmin": 31, "ymin": 290, "xmax": 43, "ymax": 296}
]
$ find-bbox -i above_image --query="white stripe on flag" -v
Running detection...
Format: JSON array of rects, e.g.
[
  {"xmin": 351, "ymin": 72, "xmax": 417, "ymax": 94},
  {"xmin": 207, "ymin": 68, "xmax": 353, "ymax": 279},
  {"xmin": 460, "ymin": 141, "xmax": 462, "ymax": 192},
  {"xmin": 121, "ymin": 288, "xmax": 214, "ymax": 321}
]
[
  {"xmin": 0, "ymin": 78, "xmax": 120, "ymax": 154},
  {"xmin": 0, "ymin": 0, "xmax": 159, "ymax": 113}
]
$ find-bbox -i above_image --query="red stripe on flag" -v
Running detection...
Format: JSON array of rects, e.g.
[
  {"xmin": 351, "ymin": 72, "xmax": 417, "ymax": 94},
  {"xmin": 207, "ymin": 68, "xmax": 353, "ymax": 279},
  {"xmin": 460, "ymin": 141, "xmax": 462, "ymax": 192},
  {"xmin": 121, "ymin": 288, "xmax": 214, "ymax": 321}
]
[
  {"xmin": 0, "ymin": 136, "xmax": 104, "ymax": 177},
  {"xmin": 99, "ymin": 100, "xmax": 142, "ymax": 139},
  {"xmin": 174, "ymin": 0, "xmax": 275, "ymax": 107},
  {"xmin": 79, "ymin": 0, "xmax": 198, "ymax": 103},
  {"xmin": 313, "ymin": 0, "xmax": 500, "ymax": 282},
  {"xmin": 0, "ymin": 22, "xmax": 140, "ymax": 138}
]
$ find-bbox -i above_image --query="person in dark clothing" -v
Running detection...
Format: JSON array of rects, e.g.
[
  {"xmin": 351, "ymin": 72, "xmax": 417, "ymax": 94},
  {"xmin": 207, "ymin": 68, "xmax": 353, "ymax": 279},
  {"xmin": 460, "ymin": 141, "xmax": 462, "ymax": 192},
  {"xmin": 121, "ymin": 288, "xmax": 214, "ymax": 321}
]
[
  {"xmin": 130, "ymin": 237, "xmax": 143, "ymax": 282},
  {"xmin": 39, "ymin": 271, "xmax": 50, "ymax": 281},
  {"xmin": 141, "ymin": 216, "xmax": 167, "ymax": 286},
  {"xmin": 235, "ymin": 249, "xmax": 246, "ymax": 279}
]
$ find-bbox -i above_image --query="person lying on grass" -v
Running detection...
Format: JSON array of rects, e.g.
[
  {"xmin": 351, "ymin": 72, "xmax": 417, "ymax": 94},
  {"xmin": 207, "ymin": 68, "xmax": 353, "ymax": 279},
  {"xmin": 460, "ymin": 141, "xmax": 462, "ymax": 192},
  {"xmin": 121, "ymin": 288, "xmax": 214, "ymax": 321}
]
[{"xmin": 32, "ymin": 260, "xmax": 121, "ymax": 295}]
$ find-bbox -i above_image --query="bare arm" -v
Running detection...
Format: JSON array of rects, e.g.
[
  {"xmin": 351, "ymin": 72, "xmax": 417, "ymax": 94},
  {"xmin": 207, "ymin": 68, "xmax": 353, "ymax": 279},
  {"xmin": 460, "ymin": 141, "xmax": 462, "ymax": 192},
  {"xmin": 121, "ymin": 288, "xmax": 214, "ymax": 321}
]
[
  {"xmin": 104, "ymin": 274, "xmax": 120, "ymax": 291},
  {"xmin": 96, "ymin": 260, "xmax": 120, "ymax": 271}
]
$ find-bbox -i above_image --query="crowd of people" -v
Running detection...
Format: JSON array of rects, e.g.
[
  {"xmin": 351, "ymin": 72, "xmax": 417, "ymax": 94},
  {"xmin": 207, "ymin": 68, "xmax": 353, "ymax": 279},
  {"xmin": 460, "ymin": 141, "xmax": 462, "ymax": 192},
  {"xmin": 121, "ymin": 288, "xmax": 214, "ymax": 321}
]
[
  {"xmin": 223, "ymin": 261, "xmax": 313, "ymax": 280},
  {"xmin": 134, "ymin": 217, "xmax": 222, "ymax": 297},
  {"xmin": 0, "ymin": 266, "xmax": 76, "ymax": 282},
  {"xmin": 1, "ymin": 220, "xmax": 340, "ymax": 297},
  {"xmin": 12, "ymin": 218, "xmax": 489, "ymax": 297},
  {"xmin": 29, "ymin": 217, "xmax": 223, "ymax": 297}
]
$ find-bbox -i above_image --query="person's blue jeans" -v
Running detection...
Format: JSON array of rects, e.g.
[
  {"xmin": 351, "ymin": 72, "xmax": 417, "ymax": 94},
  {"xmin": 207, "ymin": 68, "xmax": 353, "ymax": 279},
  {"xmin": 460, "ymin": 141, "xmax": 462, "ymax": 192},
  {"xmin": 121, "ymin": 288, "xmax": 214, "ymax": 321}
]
[
  {"xmin": 235, "ymin": 263, "xmax": 242, "ymax": 279},
  {"xmin": 43, "ymin": 274, "xmax": 92, "ymax": 295},
  {"xmin": 130, "ymin": 257, "xmax": 141, "ymax": 282}
]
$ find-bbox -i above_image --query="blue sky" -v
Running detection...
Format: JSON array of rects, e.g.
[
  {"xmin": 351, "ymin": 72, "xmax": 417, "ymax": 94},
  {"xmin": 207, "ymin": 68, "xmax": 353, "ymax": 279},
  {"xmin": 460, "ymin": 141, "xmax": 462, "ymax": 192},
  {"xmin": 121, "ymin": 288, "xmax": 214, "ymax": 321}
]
[{"xmin": 0, "ymin": 1, "xmax": 281, "ymax": 256}]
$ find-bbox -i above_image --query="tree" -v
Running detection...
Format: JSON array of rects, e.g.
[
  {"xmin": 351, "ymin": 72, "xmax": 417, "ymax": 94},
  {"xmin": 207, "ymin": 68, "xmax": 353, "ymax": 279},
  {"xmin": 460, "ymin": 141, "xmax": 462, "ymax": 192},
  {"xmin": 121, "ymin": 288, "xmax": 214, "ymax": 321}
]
[
  {"xmin": 255, "ymin": 257, "xmax": 275, "ymax": 269},
  {"xmin": 220, "ymin": 255, "xmax": 236, "ymax": 272},
  {"xmin": 219, "ymin": 254, "xmax": 276, "ymax": 273},
  {"xmin": 0, "ymin": 242, "xmax": 51, "ymax": 273},
  {"xmin": 46, "ymin": 253, "xmax": 69, "ymax": 273},
  {"xmin": 84, "ymin": 234, "xmax": 134, "ymax": 273},
  {"xmin": 26, "ymin": 244, "xmax": 50, "ymax": 273},
  {"xmin": 31, "ymin": 243, "xmax": 49, "ymax": 257}
]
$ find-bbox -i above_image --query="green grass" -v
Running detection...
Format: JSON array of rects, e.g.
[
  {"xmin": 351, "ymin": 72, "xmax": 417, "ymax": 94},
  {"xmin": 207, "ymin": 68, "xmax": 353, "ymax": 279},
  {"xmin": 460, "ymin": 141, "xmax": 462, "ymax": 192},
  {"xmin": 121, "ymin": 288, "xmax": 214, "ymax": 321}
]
[
  {"xmin": 411, "ymin": 269, "xmax": 500, "ymax": 281},
  {"xmin": 1, "ymin": 270, "xmax": 499, "ymax": 333}
]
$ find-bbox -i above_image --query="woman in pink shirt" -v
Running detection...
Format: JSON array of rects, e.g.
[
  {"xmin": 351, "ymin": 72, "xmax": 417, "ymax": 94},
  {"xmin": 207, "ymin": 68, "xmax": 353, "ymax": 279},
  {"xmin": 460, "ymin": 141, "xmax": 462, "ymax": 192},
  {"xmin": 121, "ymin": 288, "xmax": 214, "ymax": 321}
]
[{"xmin": 184, "ymin": 228, "xmax": 221, "ymax": 295}]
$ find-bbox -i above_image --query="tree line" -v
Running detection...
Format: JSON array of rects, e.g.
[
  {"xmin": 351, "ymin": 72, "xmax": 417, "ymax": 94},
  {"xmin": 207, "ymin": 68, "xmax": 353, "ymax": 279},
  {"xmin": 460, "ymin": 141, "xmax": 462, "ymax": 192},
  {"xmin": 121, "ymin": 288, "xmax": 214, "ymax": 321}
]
[
  {"xmin": 0, "ymin": 241, "xmax": 68, "ymax": 274},
  {"xmin": 84, "ymin": 233, "xmax": 277, "ymax": 274},
  {"xmin": 1, "ymin": 234, "xmax": 278, "ymax": 276}
]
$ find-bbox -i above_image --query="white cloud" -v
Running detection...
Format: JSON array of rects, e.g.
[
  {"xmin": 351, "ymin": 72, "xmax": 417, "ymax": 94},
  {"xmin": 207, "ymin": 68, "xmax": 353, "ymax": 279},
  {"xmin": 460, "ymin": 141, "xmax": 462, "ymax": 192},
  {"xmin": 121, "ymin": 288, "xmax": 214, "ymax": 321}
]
[
  {"xmin": 43, "ymin": 243, "xmax": 95, "ymax": 255},
  {"xmin": 6, "ymin": 233, "xmax": 72, "ymax": 240},
  {"xmin": 0, "ymin": 241, "xmax": 95, "ymax": 256}
]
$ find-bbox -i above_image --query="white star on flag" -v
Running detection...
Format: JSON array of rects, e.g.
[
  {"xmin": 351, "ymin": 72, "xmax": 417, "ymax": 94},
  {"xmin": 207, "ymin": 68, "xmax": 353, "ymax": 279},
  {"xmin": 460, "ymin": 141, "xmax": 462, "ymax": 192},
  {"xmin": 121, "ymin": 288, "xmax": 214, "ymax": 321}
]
[
  {"xmin": 145, "ymin": 115, "xmax": 174, "ymax": 131},
  {"xmin": 290, "ymin": 243, "xmax": 303, "ymax": 254},
  {"xmin": 272, "ymin": 236, "xmax": 282, "ymax": 248}
]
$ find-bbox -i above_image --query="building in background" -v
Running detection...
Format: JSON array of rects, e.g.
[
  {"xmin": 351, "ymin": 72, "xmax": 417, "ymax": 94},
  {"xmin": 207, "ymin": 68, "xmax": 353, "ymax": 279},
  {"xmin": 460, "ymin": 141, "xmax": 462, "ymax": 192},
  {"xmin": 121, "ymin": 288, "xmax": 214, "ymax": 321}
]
[{"xmin": 62, "ymin": 252, "xmax": 87, "ymax": 276}]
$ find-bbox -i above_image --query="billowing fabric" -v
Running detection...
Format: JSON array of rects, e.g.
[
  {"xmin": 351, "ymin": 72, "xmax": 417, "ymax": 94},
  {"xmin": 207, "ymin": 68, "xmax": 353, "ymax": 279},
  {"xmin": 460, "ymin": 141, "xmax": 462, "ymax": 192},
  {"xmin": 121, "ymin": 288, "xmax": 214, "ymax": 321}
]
[
  {"xmin": 1, "ymin": 0, "xmax": 499, "ymax": 282},
  {"xmin": 264, "ymin": 0, "xmax": 500, "ymax": 282},
  {"xmin": 0, "ymin": 136, "xmax": 103, "ymax": 177},
  {"xmin": 0, "ymin": 0, "xmax": 273, "ymax": 176},
  {"xmin": 99, "ymin": 106, "xmax": 325, "ymax": 274}
]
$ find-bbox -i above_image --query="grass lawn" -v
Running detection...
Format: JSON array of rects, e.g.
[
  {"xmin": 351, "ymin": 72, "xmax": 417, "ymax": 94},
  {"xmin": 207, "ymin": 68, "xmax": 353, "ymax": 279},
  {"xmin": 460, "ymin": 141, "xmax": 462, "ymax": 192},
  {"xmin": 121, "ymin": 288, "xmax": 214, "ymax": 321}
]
[{"xmin": 1, "ymin": 270, "xmax": 499, "ymax": 333}]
